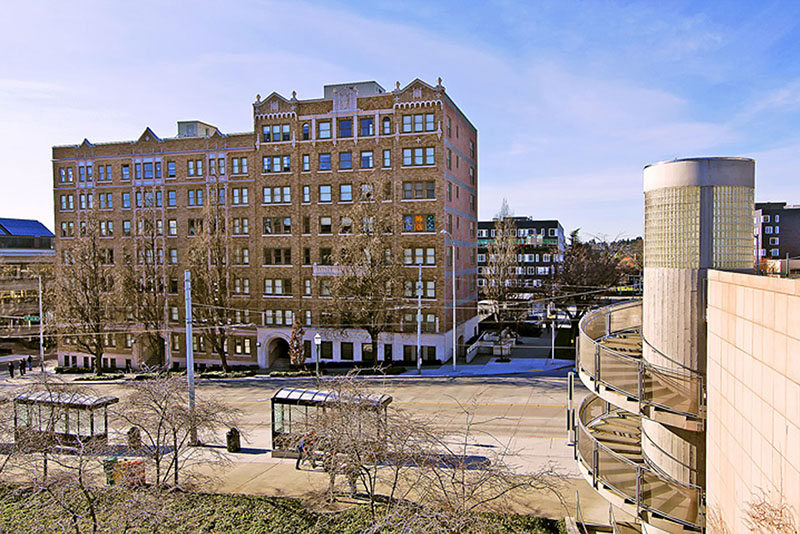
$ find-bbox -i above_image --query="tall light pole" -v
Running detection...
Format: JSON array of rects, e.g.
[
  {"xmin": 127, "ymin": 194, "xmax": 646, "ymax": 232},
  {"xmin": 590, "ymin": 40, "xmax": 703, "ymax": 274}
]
[
  {"xmin": 440, "ymin": 230, "xmax": 457, "ymax": 372},
  {"xmin": 314, "ymin": 332, "xmax": 322, "ymax": 378},
  {"xmin": 416, "ymin": 262, "xmax": 422, "ymax": 375},
  {"xmin": 37, "ymin": 274, "xmax": 44, "ymax": 371},
  {"xmin": 184, "ymin": 270, "xmax": 197, "ymax": 446}
]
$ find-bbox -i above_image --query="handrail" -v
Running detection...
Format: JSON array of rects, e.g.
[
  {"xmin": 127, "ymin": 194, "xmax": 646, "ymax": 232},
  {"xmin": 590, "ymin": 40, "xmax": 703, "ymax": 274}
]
[
  {"xmin": 577, "ymin": 395, "xmax": 702, "ymax": 530},
  {"xmin": 575, "ymin": 490, "xmax": 592, "ymax": 534},
  {"xmin": 641, "ymin": 424, "xmax": 698, "ymax": 479},
  {"xmin": 577, "ymin": 300, "xmax": 705, "ymax": 421}
]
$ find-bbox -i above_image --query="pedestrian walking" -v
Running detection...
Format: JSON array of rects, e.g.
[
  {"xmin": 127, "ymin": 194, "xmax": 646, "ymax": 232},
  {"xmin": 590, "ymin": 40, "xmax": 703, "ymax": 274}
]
[
  {"xmin": 8, "ymin": 361, "xmax": 14, "ymax": 378},
  {"xmin": 296, "ymin": 434, "xmax": 307, "ymax": 470},
  {"xmin": 27, "ymin": 355, "xmax": 32, "ymax": 371},
  {"xmin": 19, "ymin": 361, "xmax": 25, "ymax": 376}
]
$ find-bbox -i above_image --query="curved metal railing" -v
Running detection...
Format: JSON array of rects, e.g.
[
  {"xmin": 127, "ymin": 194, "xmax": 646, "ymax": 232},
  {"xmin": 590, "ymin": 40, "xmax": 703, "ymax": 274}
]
[
  {"xmin": 576, "ymin": 395, "xmax": 702, "ymax": 531},
  {"xmin": 577, "ymin": 300, "xmax": 705, "ymax": 422}
]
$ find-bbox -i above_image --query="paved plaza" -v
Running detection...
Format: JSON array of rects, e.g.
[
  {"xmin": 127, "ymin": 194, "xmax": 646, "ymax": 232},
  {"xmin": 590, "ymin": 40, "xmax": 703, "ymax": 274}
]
[{"xmin": 0, "ymin": 361, "xmax": 611, "ymax": 523}]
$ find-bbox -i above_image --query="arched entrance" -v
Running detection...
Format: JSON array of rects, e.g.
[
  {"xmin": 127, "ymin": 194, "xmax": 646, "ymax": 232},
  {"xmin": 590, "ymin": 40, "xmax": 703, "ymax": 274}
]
[{"xmin": 267, "ymin": 337, "xmax": 290, "ymax": 368}]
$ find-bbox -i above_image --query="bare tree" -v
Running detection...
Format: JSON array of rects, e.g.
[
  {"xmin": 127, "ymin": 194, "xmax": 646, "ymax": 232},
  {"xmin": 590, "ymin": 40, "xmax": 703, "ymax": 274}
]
[
  {"xmin": 483, "ymin": 200, "xmax": 524, "ymax": 329},
  {"xmin": 288, "ymin": 316, "xmax": 306, "ymax": 368},
  {"xmin": 544, "ymin": 229, "xmax": 620, "ymax": 342},
  {"xmin": 327, "ymin": 177, "xmax": 406, "ymax": 363},
  {"xmin": 303, "ymin": 375, "xmax": 564, "ymax": 530},
  {"xmin": 746, "ymin": 490, "xmax": 798, "ymax": 533},
  {"xmin": 53, "ymin": 210, "xmax": 118, "ymax": 374},
  {"xmin": 186, "ymin": 198, "xmax": 233, "ymax": 372},
  {"xmin": 117, "ymin": 204, "xmax": 172, "ymax": 368},
  {"xmin": 112, "ymin": 373, "xmax": 238, "ymax": 488}
]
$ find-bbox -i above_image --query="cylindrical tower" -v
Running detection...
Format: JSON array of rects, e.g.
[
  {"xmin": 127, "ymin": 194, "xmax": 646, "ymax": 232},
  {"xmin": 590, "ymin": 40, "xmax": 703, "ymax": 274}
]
[{"xmin": 642, "ymin": 157, "xmax": 754, "ymax": 488}]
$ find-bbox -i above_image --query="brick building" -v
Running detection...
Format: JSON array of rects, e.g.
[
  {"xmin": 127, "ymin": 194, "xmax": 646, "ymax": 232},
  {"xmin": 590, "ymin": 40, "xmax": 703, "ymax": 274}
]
[
  {"xmin": 52, "ymin": 79, "xmax": 479, "ymax": 370},
  {"xmin": 476, "ymin": 217, "xmax": 565, "ymax": 294}
]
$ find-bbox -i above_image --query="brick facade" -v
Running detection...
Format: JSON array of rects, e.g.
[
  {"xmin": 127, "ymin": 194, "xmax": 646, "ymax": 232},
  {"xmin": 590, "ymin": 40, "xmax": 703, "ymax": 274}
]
[{"xmin": 52, "ymin": 79, "xmax": 479, "ymax": 369}]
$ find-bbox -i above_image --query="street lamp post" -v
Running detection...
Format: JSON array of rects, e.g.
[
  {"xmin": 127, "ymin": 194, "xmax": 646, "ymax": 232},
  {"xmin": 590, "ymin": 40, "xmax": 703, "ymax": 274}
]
[
  {"xmin": 37, "ymin": 274, "xmax": 44, "ymax": 371},
  {"xmin": 440, "ymin": 230, "xmax": 457, "ymax": 372},
  {"xmin": 314, "ymin": 332, "xmax": 322, "ymax": 378}
]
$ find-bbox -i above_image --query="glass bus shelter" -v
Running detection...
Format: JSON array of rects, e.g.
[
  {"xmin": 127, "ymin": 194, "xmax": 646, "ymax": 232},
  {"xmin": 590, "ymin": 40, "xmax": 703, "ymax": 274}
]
[
  {"xmin": 270, "ymin": 387, "xmax": 392, "ymax": 458},
  {"xmin": 14, "ymin": 391, "xmax": 119, "ymax": 450}
]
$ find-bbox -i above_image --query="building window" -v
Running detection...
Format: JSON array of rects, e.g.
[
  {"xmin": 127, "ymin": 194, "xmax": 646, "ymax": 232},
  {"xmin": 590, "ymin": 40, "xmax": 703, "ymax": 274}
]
[
  {"xmin": 304, "ymin": 278, "xmax": 312, "ymax": 295},
  {"xmin": 319, "ymin": 153, "xmax": 331, "ymax": 171},
  {"xmin": 360, "ymin": 118, "xmax": 374, "ymax": 136},
  {"xmin": 232, "ymin": 157, "xmax": 248, "ymax": 174},
  {"xmin": 263, "ymin": 248, "xmax": 291, "ymax": 266},
  {"xmin": 402, "ymin": 181, "xmax": 435, "ymax": 200},
  {"xmin": 382, "ymin": 149, "xmax": 391, "ymax": 168},
  {"xmin": 341, "ymin": 342, "xmax": 354, "ymax": 361},
  {"xmin": 320, "ymin": 248, "xmax": 332, "ymax": 265},
  {"xmin": 319, "ymin": 279, "xmax": 331, "ymax": 296},
  {"xmin": 122, "ymin": 193, "xmax": 131, "ymax": 209},
  {"xmin": 339, "ymin": 152, "xmax": 352, "ymax": 170},
  {"xmin": 402, "ymin": 113, "xmax": 435, "ymax": 133},
  {"xmin": 263, "ymin": 186, "xmax": 290, "ymax": 204},
  {"xmin": 360, "ymin": 151, "xmax": 373, "ymax": 168},
  {"xmin": 320, "ymin": 341, "xmax": 333, "ymax": 359},
  {"xmin": 339, "ymin": 119, "xmax": 352, "ymax": 138},
  {"xmin": 340, "ymin": 184, "xmax": 352, "ymax": 202},
  {"xmin": 403, "ymin": 214, "xmax": 436, "ymax": 233},
  {"xmin": 402, "ymin": 147, "xmax": 435, "ymax": 166},
  {"xmin": 319, "ymin": 185, "xmax": 332, "ymax": 203},
  {"xmin": 169, "ymin": 249, "xmax": 177, "ymax": 264},
  {"xmin": 771, "ymin": 248, "xmax": 780, "ymax": 257},
  {"xmin": 262, "ymin": 217, "xmax": 291, "ymax": 235},
  {"xmin": 319, "ymin": 216, "xmax": 332, "ymax": 234},
  {"xmin": 232, "ymin": 187, "xmax": 248, "ymax": 205},
  {"xmin": 319, "ymin": 121, "xmax": 331, "ymax": 139},
  {"xmin": 769, "ymin": 237, "xmax": 780, "ymax": 246},
  {"xmin": 382, "ymin": 117, "xmax": 391, "ymax": 134},
  {"xmin": 302, "ymin": 154, "xmax": 310, "ymax": 171},
  {"xmin": 303, "ymin": 185, "xmax": 310, "ymax": 203},
  {"xmin": 447, "ymin": 149, "xmax": 452, "ymax": 169},
  {"xmin": 404, "ymin": 247, "xmax": 436, "ymax": 265},
  {"xmin": 302, "ymin": 123, "xmax": 309, "ymax": 140}
]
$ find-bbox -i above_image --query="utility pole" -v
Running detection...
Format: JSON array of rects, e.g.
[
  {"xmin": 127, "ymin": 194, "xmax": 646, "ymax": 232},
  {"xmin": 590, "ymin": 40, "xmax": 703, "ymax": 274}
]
[
  {"xmin": 37, "ymin": 274, "xmax": 44, "ymax": 372},
  {"xmin": 184, "ymin": 270, "xmax": 197, "ymax": 446},
  {"xmin": 416, "ymin": 262, "xmax": 422, "ymax": 375},
  {"xmin": 550, "ymin": 301, "xmax": 555, "ymax": 359},
  {"xmin": 451, "ymin": 242, "xmax": 457, "ymax": 372}
]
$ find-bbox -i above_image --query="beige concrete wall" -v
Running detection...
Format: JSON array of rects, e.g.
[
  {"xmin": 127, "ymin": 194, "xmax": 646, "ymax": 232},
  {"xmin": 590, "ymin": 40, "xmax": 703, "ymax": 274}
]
[{"xmin": 706, "ymin": 270, "xmax": 800, "ymax": 530}]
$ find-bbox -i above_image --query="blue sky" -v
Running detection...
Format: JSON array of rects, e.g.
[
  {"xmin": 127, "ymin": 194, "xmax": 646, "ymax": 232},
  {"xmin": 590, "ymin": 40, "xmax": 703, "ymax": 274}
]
[{"xmin": 2, "ymin": 0, "xmax": 800, "ymax": 238}]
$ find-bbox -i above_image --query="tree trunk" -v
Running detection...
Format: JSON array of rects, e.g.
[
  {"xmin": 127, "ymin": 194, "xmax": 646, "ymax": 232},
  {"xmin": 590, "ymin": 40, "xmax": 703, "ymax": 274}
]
[
  {"xmin": 94, "ymin": 351, "xmax": 103, "ymax": 375},
  {"xmin": 218, "ymin": 347, "xmax": 229, "ymax": 373}
]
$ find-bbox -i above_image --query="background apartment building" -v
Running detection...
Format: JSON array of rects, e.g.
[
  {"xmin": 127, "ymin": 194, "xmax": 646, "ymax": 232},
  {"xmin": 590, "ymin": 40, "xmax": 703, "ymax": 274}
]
[
  {"xmin": 52, "ymin": 78, "xmax": 479, "ymax": 370},
  {"xmin": 754, "ymin": 201, "xmax": 800, "ymax": 261},
  {"xmin": 476, "ymin": 217, "xmax": 565, "ymax": 294}
]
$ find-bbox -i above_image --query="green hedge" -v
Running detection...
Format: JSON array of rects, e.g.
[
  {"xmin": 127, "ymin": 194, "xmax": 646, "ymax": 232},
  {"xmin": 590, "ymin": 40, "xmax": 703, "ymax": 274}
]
[{"xmin": 0, "ymin": 484, "xmax": 565, "ymax": 533}]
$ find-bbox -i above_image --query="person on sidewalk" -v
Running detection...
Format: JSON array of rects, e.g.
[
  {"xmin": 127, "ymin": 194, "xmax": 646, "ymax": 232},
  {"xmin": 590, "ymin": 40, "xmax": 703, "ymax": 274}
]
[
  {"xmin": 8, "ymin": 361, "xmax": 14, "ymax": 378},
  {"xmin": 295, "ymin": 435, "xmax": 307, "ymax": 469},
  {"xmin": 19, "ymin": 361, "xmax": 25, "ymax": 376},
  {"xmin": 27, "ymin": 355, "xmax": 32, "ymax": 371}
]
